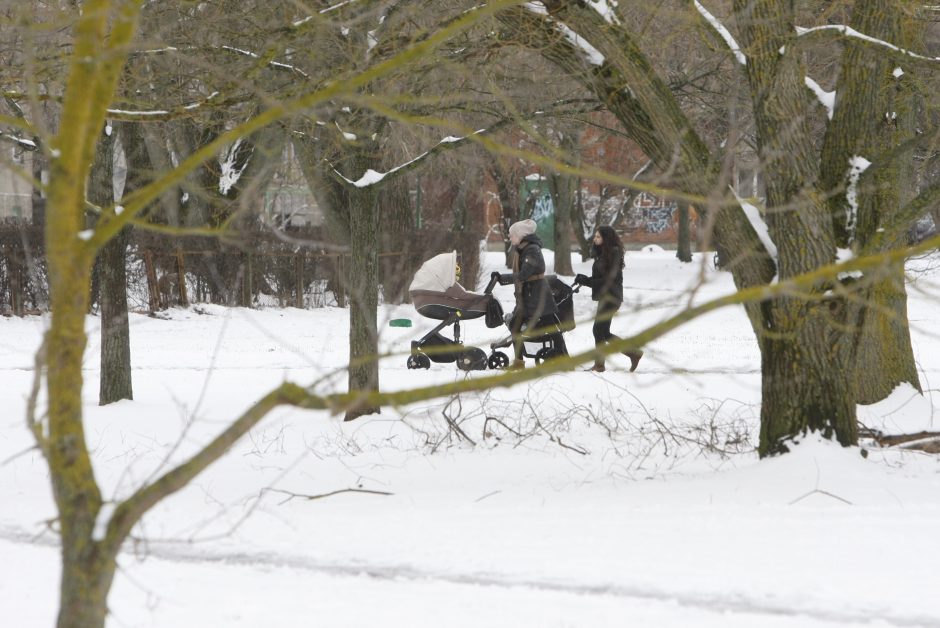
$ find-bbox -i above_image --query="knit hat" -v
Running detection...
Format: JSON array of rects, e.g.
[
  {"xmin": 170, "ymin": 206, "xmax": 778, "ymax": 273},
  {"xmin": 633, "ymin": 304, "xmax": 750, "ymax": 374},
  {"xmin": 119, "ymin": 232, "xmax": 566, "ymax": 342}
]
[{"xmin": 508, "ymin": 219, "xmax": 537, "ymax": 241}]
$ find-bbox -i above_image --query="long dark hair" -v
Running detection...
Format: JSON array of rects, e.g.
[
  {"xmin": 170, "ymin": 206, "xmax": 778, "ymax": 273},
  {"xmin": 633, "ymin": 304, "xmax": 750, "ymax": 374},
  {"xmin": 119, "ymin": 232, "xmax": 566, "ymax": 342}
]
[{"xmin": 593, "ymin": 225, "xmax": 625, "ymax": 270}]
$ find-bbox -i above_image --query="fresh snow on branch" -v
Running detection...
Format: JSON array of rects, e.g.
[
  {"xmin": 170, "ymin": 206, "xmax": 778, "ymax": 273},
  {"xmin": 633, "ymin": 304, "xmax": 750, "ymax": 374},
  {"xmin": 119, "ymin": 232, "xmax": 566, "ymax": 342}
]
[
  {"xmin": 221, "ymin": 45, "xmax": 309, "ymax": 78},
  {"xmin": 0, "ymin": 133, "xmax": 37, "ymax": 148},
  {"xmin": 694, "ymin": 1, "xmax": 747, "ymax": 66},
  {"xmin": 732, "ymin": 188, "xmax": 777, "ymax": 260},
  {"xmin": 804, "ymin": 76, "xmax": 835, "ymax": 119},
  {"xmin": 796, "ymin": 24, "xmax": 940, "ymax": 63},
  {"xmin": 293, "ymin": 0, "xmax": 360, "ymax": 26},
  {"xmin": 334, "ymin": 130, "xmax": 486, "ymax": 188},
  {"xmin": 524, "ymin": 2, "xmax": 605, "ymax": 66},
  {"xmin": 106, "ymin": 108, "xmax": 170, "ymax": 117},
  {"xmin": 107, "ymin": 92, "xmax": 219, "ymax": 118}
]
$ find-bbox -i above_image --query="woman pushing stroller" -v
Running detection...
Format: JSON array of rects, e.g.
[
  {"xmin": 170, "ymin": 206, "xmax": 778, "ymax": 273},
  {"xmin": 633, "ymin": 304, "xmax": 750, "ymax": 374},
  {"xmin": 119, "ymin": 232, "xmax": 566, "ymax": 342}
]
[
  {"xmin": 493, "ymin": 219, "xmax": 568, "ymax": 369},
  {"xmin": 575, "ymin": 226, "xmax": 643, "ymax": 373}
]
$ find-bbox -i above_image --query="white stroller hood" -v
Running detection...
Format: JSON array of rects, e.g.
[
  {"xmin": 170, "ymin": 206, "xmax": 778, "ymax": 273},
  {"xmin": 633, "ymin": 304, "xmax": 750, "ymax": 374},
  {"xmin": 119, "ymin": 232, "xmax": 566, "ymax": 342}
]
[{"xmin": 409, "ymin": 250, "xmax": 457, "ymax": 292}]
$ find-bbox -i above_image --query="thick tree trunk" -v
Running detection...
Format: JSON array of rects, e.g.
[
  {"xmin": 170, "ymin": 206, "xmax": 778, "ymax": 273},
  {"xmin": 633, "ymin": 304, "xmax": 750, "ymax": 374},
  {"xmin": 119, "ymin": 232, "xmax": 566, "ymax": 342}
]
[{"xmin": 758, "ymin": 303, "xmax": 857, "ymax": 456}]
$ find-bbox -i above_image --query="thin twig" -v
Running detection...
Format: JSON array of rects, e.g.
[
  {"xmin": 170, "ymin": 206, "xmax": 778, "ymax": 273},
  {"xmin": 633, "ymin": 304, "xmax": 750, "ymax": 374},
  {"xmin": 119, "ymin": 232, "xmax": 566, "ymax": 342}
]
[{"xmin": 262, "ymin": 487, "xmax": 393, "ymax": 505}]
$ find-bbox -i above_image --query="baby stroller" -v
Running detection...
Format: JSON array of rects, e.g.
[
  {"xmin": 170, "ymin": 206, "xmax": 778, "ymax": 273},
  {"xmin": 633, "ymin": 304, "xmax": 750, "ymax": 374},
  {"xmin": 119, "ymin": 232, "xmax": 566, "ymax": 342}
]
[
  {"xmin": 406, "ymin": 251, "xmax": 503, "ymax": 371},
  {"xmin": 486, "ymin": 276, "xmax": 576, "ymax": 369}
]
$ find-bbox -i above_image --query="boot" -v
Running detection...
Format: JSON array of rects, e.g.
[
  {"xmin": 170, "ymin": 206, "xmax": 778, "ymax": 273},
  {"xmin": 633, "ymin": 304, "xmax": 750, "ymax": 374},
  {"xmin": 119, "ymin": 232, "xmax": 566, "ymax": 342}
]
[
  {"xmin": 509, "ymin": 359, "xmax": 525, "ymax": 370},
  {"xmin": 588, "ymin": 358, "xmax": 605, "ymax": 372},
  {"xmin": 624, "ymin": 350, "xmax": 643, "ymax": 372}
]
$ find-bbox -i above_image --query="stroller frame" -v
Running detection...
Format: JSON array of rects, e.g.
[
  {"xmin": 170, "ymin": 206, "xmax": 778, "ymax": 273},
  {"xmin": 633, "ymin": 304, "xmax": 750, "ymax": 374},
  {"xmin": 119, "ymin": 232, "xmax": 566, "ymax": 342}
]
[
  {"xmin": 406, "ymin": 276, "xmax": 499, "ymax": 371},
  {"xmin": 486, "ymin": 276, "xmax": 575, "ymax": 368}
]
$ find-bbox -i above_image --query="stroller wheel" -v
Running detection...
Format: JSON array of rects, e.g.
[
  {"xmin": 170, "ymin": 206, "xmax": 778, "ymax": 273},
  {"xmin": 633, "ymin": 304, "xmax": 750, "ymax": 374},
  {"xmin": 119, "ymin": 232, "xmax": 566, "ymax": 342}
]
[
  {"xmin": 487, "ymin": 351, "xmax": 510, "ymax": 370},
  {"xmin": 407, "ymin": 353, "xmax": 431, "ymax": 370},
  {"xmin": 535, "ymin": 347, "xmax": 563, "ymax": 365},
  {"xmin": 457, "ymin": 347, "xmax": 487, "ymax": 371}
]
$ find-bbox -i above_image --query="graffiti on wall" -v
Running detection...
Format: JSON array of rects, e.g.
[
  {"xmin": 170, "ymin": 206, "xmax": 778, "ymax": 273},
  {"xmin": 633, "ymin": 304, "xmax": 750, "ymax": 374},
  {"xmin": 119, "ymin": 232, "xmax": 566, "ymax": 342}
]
[{"xmin": 623, "ymin": 191, "xmax": 678, "ymax": 234}]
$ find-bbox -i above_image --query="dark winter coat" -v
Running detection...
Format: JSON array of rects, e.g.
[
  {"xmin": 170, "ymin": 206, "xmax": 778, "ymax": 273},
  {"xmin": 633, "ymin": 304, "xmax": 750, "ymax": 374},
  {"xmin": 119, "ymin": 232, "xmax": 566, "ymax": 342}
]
[
  {"xmin": 499, "ymin": 234, "xmax": 557, "ymax": 322},
  {"xmin": 586, "ymin": 245, "xmax": 624, "ymax": 303}
]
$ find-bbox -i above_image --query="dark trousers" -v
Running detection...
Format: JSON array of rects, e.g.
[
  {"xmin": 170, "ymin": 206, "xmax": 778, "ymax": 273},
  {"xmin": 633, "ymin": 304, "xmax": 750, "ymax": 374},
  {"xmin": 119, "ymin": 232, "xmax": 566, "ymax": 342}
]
[
  {"xmin": 592, "ymin": 298, "xmax": 623, "ymax": 347},
  {"xmin": 512, "ymin": 313, "xmax": 568, "ymax": 360}
]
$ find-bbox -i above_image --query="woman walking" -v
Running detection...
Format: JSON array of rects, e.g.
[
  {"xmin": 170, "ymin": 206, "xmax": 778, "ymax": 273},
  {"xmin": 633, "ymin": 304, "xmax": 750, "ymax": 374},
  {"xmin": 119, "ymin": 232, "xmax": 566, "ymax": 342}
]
[
  {"xmin": 576, "ymin": 226, "xmax": 643, "ymax": 372},
  {"xmin": 496, "ymin": 219, "xmax": 567, "ymax": 369}
]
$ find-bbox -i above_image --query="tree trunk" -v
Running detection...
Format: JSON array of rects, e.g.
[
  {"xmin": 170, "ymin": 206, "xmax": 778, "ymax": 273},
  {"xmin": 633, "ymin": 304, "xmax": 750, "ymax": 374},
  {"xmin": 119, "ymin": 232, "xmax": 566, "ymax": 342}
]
[
  {"xmin": 88, "ymin": 126, "xmax": 133, "ymax": 404},
  {"xmin": 58, "ymin": 549, "xmax": 117, "ymax": 628},
  {"xmin": 676, "ymin": 201, "xmax": 692, "ymax": 262},
  {"xmin": 852, "ymin": 267, "xmax": 921, "ymax": 403},
  {"xmin": 550, "ymin": 171, "xmax": 575, "ymax": 276},
  {"xmin": 378, "ymin": 176, "xmax": 413, "ymax": 304},
  {"xmin": 758, "ymin": 302, "xmax": 857, "ymax": 456},
  {"xmin": 484, "ymin": 154, "xmax": 522, "ymax": 268},
  {"xmin": 31, "ymin": 149, "xmax": 46, "ymax": 227},
  {"xmin": 344, "ymin": 152, "xmax": 381, "ymax": 421},
  {"xmin": 98, "ymin": 227, "xmax": 133, "ymax": 404},
  {"xmin": 835, "ymin": 0, "xmax": 920, "ymax": 400}
]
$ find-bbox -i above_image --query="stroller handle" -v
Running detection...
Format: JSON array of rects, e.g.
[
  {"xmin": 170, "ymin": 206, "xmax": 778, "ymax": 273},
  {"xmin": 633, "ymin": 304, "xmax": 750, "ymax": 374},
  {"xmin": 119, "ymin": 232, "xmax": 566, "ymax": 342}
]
[
  {"xmin": 485, "ymin": 273, "xmax": 581, "ymax": 294},
  {"xmin": 483, "ymin": 274, "xmax": 500, "ymax": 295}
]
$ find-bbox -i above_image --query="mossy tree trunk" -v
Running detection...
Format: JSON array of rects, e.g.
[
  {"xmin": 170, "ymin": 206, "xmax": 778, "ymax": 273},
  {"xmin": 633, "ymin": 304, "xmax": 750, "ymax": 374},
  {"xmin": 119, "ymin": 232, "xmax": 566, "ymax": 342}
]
[
  {"xmin": 41, "ymin": 3, "xmax": 143, "ymax": 627},
  {"xmin": 732, "ymin": 0, "xmax": 856, "ymax": 454},
  {"xmin": 817, "ymin": 0, "xmax": 922, "ymax": 402}
]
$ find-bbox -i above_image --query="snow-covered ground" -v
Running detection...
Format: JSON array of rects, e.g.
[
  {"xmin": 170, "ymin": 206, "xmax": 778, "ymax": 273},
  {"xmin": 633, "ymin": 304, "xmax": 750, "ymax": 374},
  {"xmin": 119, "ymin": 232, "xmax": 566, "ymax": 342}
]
[{"xmin": 2, "ymin": 249, "xmax": 940, "ymax": 627}]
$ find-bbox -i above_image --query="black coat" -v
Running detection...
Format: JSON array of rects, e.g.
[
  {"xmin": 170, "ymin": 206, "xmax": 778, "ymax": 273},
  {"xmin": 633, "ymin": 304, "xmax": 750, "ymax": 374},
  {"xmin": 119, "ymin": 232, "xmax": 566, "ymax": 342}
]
[
  {"xmin": 586, "ymin": 246, "xmax": 624, "ymax": 303},
  {"xmin": 499, "ymin": 234, "xmax": 557, "ymax": 321}
]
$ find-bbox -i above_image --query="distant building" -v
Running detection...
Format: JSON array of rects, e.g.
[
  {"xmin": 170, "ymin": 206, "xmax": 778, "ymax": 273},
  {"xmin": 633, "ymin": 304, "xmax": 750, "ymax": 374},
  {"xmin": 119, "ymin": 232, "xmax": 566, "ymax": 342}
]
[{"xmin": 263, "ymin": 184, "xmax": 324, "ymax": 228}]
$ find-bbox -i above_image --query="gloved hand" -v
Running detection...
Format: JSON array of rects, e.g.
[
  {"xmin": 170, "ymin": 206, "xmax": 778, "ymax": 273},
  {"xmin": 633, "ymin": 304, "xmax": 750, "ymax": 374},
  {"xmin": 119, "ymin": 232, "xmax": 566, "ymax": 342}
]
[
  {"xmin": 575, "ymin": 273, "xmax": 589, "ymax": 286},
  {"xmin": 491, "ymin": 271, "xmax": 501, "ymax": 281}
]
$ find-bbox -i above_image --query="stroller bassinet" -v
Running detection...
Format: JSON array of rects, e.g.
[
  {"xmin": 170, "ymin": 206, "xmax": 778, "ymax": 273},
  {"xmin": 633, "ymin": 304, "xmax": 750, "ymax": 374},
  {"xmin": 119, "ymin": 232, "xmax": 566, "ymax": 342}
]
[{"xmin": 406, "ymin": 251, "xmax": 500, "ymax": 371}]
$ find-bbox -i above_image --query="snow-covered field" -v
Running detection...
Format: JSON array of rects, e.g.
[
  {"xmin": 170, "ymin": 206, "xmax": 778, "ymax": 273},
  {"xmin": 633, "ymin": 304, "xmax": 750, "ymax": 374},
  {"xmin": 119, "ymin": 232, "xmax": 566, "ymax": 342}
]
[{"xmin": 2, "ymin": 249, "xmax": 940, "ymax": 627}]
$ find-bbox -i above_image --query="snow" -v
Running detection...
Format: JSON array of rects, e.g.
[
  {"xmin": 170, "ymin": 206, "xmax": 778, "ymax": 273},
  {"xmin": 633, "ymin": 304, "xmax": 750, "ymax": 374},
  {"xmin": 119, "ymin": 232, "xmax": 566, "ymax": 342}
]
[
  {"xmin": 893, "ymin": 67, "xmax": 904, "ymax": 78},
  {"xmin": 732, "ymin": 189, "xmax": 778, "ymax": 260},
  {"xmin": 524, "ymin": 2, "xmax": 606, "ymax": 66},
  {"xmin": 694, "ymin": 1, "xmax": 747, "ymax": 66},
  {"xmin": 1, "ymin": 134, "xmax": 37, "ymax": 148},
  {"xmin": 585, "ymin": 0, "xmax": 621, "ymax": 25},
  {"xmin": 796, "ymin": 24, "xmax": 940, "ymax": 64},
  {"xmin": 334, "ymin": 130, "xmax": 485, "ymax": 188},
  {"xmin": 3, "ymin": 250, "xmax": 940, "ymax": 626},
  {"xmin": 804, "ymin": 76, "xmax": 835, "ymax": 119},
  {"xmin": 845, "ymin": 155, "xmax": 872, "ymax": 243},
  {"xmin": 218, "ymin": 139, "xmax": 248, "ymax": 195}
]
